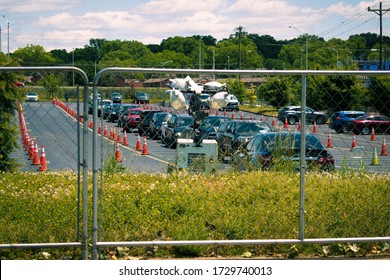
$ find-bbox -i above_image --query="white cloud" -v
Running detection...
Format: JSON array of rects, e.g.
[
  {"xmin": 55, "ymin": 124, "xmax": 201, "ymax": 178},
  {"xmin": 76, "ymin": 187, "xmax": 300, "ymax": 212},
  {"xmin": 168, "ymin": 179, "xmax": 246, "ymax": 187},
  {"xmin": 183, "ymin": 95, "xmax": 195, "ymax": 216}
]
[
  {"xmin": 1, "ymin": 0, "xmax": 81, "ymax": 13},
  {"xmin": 2, "ymin": 0, "xmax": 388, "ymax": 51}
]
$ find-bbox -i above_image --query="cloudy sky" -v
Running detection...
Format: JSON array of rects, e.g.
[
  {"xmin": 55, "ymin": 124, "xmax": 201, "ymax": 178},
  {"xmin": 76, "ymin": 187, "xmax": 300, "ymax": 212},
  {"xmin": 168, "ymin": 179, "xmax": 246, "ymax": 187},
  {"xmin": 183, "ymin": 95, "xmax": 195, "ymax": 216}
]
[{"xmin": 0, "ymin": 0, "xmax": 388, "ymax": 52}]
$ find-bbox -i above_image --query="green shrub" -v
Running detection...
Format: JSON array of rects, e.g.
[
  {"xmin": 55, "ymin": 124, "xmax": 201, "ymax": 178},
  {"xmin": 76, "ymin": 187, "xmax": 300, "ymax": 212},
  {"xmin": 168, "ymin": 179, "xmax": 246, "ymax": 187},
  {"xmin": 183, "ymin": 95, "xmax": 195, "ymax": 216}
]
[{"xmin": 0, "ymin": 170, "xmax": 389, "ymax": 259}]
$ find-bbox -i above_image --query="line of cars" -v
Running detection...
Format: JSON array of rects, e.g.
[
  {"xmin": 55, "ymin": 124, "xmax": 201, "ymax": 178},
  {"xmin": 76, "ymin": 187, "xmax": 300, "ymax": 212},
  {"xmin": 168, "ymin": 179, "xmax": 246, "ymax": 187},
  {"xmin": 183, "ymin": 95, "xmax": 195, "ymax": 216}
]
[{"xmin": 277, "ymin": 106, "xmax": 390, "ymax": 135}]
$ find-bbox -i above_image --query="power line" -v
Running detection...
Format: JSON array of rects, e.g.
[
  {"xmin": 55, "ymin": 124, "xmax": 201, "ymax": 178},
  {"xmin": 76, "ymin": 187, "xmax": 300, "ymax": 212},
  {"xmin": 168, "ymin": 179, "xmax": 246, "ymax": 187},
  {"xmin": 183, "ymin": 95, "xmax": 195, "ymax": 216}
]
[{"xmin": 368, "ymin": 1, "xmax": 390, "ymax": 69}]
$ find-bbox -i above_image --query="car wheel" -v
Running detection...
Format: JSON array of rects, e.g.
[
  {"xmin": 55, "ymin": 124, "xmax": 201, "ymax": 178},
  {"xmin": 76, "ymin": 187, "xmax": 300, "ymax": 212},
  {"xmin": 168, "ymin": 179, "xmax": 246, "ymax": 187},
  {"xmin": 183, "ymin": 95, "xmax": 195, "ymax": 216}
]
[
  {"xmin": 341, "ymin": 125, "xmax": 350, "ymax": 134},
  {"xmin": 316, "ymin": 116, "xmax": 326, "ymax": 125},
  {"xmin": 287, "ymin": 117, "xmax": 297, "ymax": 125},
  {"xmin": 361, "ymin": 126, "xmax": 370, "ymax": 135}
]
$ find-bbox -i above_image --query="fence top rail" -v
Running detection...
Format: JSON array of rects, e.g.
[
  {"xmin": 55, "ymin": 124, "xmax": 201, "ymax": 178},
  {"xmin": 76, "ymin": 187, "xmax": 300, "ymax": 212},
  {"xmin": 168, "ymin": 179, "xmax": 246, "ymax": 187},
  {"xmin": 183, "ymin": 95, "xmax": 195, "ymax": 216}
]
[
  {"xmin": 93, "ymin": 67, "xmax": 389, "ymax": 85},
  {"xmin": 0, "ymin": 66, "xmax": 89, "ymax": 85}
]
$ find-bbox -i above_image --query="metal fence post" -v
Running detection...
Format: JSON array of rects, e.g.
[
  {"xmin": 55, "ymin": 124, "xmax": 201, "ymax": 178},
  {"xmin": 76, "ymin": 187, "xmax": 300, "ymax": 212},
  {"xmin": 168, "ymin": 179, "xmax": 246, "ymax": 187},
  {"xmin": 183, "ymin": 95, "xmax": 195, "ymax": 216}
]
[{"xmin": 299, "ymin": 73, "xmax": 307, "ymax": 241}]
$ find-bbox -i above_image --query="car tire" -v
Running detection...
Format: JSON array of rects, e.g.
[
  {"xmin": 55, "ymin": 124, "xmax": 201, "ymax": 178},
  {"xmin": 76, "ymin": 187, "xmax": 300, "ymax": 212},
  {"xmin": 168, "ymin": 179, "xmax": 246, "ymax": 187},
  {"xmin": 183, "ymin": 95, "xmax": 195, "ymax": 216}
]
[
  {"xmin": 361, "ymin": 126, "xmax": 370, "ymax": 135},
  {"xmin": 287, "ymin": 117, "xmax": 297, "ymax": 125},
  {"xmin": 341, "ymin": 125, "xmax": 350, "ymax": 134}
]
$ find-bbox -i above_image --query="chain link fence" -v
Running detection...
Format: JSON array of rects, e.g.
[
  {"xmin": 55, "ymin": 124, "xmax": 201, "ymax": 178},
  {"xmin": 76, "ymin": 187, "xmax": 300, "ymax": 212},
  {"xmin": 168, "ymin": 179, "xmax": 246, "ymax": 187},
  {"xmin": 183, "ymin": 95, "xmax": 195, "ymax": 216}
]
[{"xmin": 0, "ymin": 67, "xmax": 389, "ymax": 259}]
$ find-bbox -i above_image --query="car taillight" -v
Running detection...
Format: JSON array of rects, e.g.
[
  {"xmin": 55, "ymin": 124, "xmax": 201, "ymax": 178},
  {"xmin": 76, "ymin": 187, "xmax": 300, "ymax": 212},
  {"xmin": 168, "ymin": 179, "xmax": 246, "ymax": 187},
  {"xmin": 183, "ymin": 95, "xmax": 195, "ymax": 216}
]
[{"xmin": 318, "ymin": 155, "xmax": 334, "ymax": 166}]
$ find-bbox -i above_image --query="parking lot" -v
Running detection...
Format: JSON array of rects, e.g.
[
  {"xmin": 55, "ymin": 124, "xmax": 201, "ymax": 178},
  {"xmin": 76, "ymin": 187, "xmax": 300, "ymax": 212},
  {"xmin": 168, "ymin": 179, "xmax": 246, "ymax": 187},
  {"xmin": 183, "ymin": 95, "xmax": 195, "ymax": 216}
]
[{"xmin": 15, "ymin": 100, "xmax": 389, "ymax": 174}]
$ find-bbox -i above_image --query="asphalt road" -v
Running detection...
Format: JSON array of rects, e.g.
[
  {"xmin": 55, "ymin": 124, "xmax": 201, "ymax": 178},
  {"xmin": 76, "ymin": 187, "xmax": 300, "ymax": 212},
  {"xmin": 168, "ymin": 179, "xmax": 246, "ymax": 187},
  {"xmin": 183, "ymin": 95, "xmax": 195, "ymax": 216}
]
[{"xmin": 13, "ymin": 101, "xmax": 390, "ymax": 174}]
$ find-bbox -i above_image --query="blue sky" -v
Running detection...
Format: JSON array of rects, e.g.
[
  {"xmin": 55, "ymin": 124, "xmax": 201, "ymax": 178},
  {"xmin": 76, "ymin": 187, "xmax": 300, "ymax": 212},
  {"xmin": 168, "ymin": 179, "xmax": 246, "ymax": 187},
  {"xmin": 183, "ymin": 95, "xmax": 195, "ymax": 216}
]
[{"xmin": 0, "ymin": 0, "xmax": 388, "ymax": 52}]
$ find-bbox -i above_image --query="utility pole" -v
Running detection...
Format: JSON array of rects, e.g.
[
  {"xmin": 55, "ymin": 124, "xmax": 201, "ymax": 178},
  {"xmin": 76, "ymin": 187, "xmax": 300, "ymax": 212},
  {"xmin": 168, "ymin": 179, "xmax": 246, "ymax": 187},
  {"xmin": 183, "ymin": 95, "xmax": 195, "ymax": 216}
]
[
  {"xmin": 238, "ymin": 25, "xmax": 243, "ymax": 70},
  {"xmin": 368, "ymin": 2, "xmax": 390, "ymax": 70}
]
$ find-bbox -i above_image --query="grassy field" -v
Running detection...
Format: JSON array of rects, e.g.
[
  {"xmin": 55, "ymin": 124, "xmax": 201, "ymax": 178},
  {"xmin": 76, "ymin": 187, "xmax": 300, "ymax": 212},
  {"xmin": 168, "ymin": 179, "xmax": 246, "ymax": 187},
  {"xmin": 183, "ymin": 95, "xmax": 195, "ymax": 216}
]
[{"xmin": 0, "ymin": 170, "xmax": 389, "ymax": 260}]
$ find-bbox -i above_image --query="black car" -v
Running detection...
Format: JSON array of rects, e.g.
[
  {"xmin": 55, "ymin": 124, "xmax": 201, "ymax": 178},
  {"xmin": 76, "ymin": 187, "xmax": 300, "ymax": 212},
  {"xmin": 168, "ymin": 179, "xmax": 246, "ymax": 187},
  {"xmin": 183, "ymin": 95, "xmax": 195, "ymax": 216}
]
[
  {"xmin": 179, "ymin": 115, "xmax": 231, "ymax": 141},
  {"xmin": 277, "ymin": 106, "xmax": 327, "ymax": 125},
  {"xmin": 162, "ymin": 114, "xmax": 194, "ymax": 149},
  {"xmin": 110, "ymin": 92, "xmax": 123, "ymax": 103},
  {"xmin": 106, "ymin": 103, "xmax": 123, "ymax": 122},
  {"xmin": 217, "ymin": 119, "xmax": 273, "ymax": 158},
  {"xmin": 137, "ymin": 110, "xmax": 162, "ymax": 136},
  {"xmin": 148, "ymin": 111, "xmax": 169, "ymax": 140},
  {"xmin": 134, "ymin": 92, "xmax": 149, "ymax": 104},
  {"xmin": 232, "ymin": 131, "xmax": 335, "ymax": 171}
]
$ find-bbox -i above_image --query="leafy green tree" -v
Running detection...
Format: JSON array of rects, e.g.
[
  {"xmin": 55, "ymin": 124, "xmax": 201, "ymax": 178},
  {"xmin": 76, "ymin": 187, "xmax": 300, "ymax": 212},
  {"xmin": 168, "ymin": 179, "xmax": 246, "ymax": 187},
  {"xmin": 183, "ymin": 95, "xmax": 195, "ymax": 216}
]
[
  {"xmin": 226, "ymin": 78, "xmax": 247, "ymax": 102},
  {"xmin": 368, "ymin": 76, "xmax": 390, "ymax": 116},
  {"xmin": 42, "ymin": 73, "xmax": 62, "ymax": 99},
  {"xmin": 12, "ymin": 44, "xmax": 56, "ymax": 66},
  {"xmin": 256, "ymin": 77, "xmax": 294, "ymax": 108},
  {"xmin": 0, "ymin": 54, "xmax": 19, "ymax": 171}
]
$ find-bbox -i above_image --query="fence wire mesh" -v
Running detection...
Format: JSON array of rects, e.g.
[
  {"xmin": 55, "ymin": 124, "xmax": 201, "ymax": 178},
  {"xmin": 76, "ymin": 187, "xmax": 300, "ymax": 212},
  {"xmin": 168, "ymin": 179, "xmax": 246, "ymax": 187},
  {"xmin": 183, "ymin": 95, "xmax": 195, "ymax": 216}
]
[{"xmin": 0, "ymin": 68, "xmax": 389, "ymax": 260}]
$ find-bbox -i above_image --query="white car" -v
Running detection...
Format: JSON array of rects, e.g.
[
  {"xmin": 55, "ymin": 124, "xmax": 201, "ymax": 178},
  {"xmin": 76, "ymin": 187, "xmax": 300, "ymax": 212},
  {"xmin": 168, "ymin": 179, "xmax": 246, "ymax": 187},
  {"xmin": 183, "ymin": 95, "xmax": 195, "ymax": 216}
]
[{"xmin": 26, "ymin": 92, "xmax": 38, "ymax": 102}]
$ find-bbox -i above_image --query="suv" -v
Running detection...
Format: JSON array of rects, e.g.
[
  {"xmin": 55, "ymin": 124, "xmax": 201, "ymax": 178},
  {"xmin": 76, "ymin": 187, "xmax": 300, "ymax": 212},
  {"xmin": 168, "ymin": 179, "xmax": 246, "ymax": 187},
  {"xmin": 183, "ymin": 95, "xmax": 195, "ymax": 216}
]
[
  {"xmin": 217, "ymin": 119, "xmax": 273, "ymax": 158},
  {"xmin": 278, "ymin": 106, "xmax": 327, "ymax": 125},
  {"xmin": 110, "ymin": 92, "xmax": 123, "ymax": 103},
  {"xmin": 88, "ymin": 93, "xmax": 102, "ymax": 114},
  {"xmin": 221, "ymin": 94, "xmax": 240, "ymax": 111},
  {"xmin": 134, "ymin": 92, "xmax": 149, "ymax": 104},
  {"xmin": 162, "ymin": 114, "xmax": 194, "ymax": 149},
  {"xmin": 329, "ymin": 111, "xmax": 366, "ymax": 133},
  {"xmin": 137, "ymin": 110, "xmax": 162, "ymax": 136}
]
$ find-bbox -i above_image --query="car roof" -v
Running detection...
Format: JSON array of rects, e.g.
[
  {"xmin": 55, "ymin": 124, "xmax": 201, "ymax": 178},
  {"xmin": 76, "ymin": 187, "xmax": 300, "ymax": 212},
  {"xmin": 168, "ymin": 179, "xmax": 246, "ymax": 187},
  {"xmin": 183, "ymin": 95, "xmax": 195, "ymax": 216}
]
[{"xmin": 334, "ymin": 111, "xmax": 366, "ymax": 114}]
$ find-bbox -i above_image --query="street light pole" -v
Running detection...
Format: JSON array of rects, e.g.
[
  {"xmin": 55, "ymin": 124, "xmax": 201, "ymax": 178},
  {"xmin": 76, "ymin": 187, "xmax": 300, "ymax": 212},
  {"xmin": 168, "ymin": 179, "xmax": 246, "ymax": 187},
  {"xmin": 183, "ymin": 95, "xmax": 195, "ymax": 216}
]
[
  {"xmin": 3, "ymin": 15, "xmax": 9, "ymax": 59},
  {"xmin": 212, "ymin": 49, "xmax": 215, "ymax": 79},
  {"xmin": 289, "ymin": 26, "xmax": 308, "ymax": 70}
]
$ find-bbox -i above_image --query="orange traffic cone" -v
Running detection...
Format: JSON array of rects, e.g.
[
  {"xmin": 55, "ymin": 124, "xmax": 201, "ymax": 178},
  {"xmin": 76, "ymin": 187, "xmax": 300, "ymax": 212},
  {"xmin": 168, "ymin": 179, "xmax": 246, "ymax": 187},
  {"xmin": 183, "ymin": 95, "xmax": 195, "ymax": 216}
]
[
  {"xmin": 231, "ymin": 111, "xmax": 235, "ymax": 119},
  {"xmin": 326, "ymin": 131, "xmax": 333, "ymax": 148},
  {"xmin": 109, "ymin": 126, "xmax": 114, "ymax": 140},
  {"xmin": 370, "ymin": 127, "xmax": 376, "ymax": 141},
  {"xmin": 122, "ymin": 131, "xmax": 129, "ymax": 146},
  {"xmin": 223, "ymin": 110, "xmax": 227, "ymax": 116},
  {"xmin": 272, "ymin": 117, "xmax": 276, "ymax": 127},
  {"xmin": 284, "ymin": 118, "xmax": 289, "ymax": 129},
  {"xmin": 380, "ymin": 137, "xmax": 388, "ymax": 156},
  {"xmin": 115, "ymin": 143, "xmax": 122, "ymax": 162},
  {"xmin": 116, "ymin": 130, "xmax": 123, "ymax": 143},
  {"xmin": 136, "ymin": 134, "xmax": 142, "ymax": 151},
  {"xmin": 297, "ymin": 120, "xmax": 301, "ymax": 131},
  {"xmin": 215, "ymin": 109, "xmax": 219, "ymax": 116},
  {"xmin": 104, "ymin": 124, "xmax": 108, "ymax": 137},
  {"xmin": 350, "ymin": 134, "xmax": 357, "ymax": 150},
  {"xmin": 28, "ymin": 139, "xmax": 35, "ymax": 160},
  {"xmin": 98, "ymin": 122, "xmax": 102, "ymax": 135},
  {"xmin": 312, "ymin": 121, "xmax": 317, "ymax": 133},
  {"xmin": 32, "ymin": 143, "xmax": 40, "ymax": 165},
  {"xmin": 38, "ymin": 145, "xmax": 47, "ymax": 171},
  {"xmin": 113, "ymin": 128, "xmax": 117, "ymax": 141},
  {"xmin": 141, "ymin": 136, "xmax": 149, "ymax": 155}
]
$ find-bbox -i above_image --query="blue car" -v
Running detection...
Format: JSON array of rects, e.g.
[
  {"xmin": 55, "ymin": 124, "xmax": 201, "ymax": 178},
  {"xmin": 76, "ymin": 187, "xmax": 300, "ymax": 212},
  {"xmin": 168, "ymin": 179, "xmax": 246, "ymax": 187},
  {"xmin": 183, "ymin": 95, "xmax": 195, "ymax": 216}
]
[{"xmin": 329, "ymin": 111, "xmax": 366, "ymax": 133}]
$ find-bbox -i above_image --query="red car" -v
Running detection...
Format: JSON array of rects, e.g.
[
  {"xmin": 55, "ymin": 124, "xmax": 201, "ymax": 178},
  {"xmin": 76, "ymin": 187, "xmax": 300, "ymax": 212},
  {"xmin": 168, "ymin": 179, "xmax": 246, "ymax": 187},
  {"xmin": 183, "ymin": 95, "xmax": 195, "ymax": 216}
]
[
  {"xmin": 347, "ymin": 114, "xmax": 390, "ymax": 135},
  {"xmin": 123, "ymin": 108, "xmax": 143, "ymax": 132}
]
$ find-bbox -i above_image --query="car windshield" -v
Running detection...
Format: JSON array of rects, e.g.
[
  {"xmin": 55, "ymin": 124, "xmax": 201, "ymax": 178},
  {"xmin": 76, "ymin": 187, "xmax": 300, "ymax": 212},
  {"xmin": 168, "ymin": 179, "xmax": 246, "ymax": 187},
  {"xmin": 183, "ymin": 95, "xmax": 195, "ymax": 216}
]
[
  {"xmin": 353, "ymin": 115, "xmax": 367, "ymax": 121},
  {"xmin": 202, "ymin": 118, "xmax": 228, "ymax": 128},
  {"xmin": 176, "ymin": 118, "xmax": 193, "ymax": 126},
  {"xmin": 156, "ymin": 114, "xmax": 167, "ymax": 122},
  {"xmin": 237, "ymin": 123, "xmax": 269, "ymax": 133},
  {"xmin": 256, "ymin": 134, "xmax": 324, "ymax": 153},
  {"xmin": 129, "ymin": 110, "xmax": 142, "ymax": 115}
]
